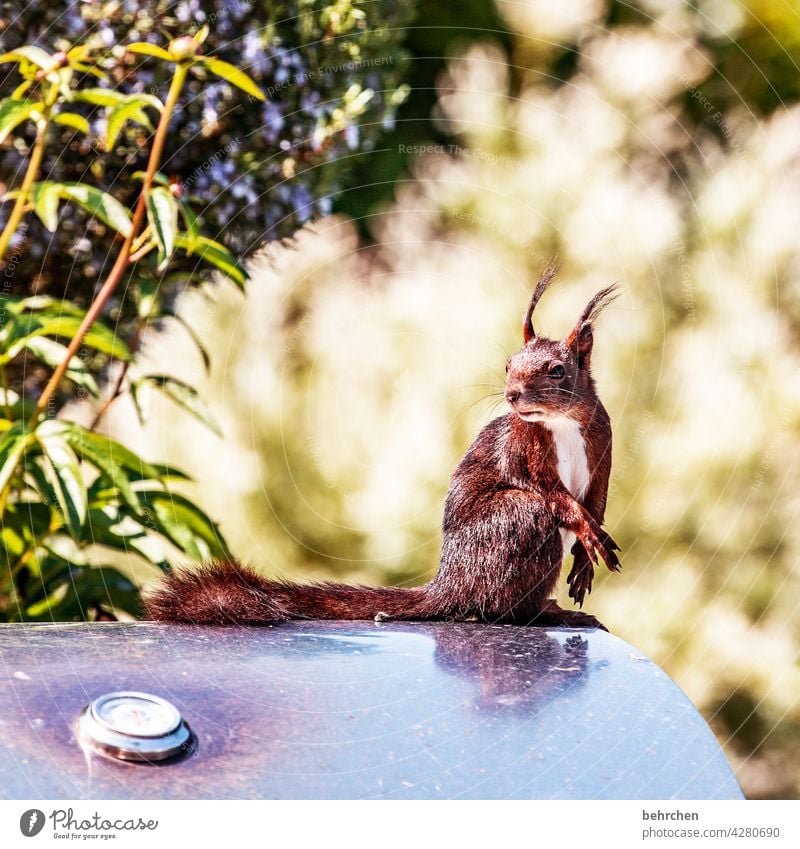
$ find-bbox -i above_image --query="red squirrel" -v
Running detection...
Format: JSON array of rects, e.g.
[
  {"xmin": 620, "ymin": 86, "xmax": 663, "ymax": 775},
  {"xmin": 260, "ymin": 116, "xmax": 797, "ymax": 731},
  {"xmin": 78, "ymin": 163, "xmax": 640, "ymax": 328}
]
[{"xmin": 145, "ymin": 264, "xmax": 621, "ymax": 629}]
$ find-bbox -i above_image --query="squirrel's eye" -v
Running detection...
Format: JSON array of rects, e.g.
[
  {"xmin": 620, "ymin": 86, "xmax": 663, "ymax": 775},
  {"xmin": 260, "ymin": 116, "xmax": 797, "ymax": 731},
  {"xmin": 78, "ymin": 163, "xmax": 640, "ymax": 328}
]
[
  {"xmin": 549, "ymin": 364, "xmax": 565, "ymax": 380},
  {"xmin": 505, "ymin": 362, "xmax": 510, "ymax": 373}
]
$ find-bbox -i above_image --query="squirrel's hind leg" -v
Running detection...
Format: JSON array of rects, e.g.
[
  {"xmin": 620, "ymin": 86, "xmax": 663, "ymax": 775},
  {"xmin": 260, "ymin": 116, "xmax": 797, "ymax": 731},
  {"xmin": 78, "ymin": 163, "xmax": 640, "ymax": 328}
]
[{"xmin": 530, "ymin": 599, "xmax": 608, "ymax": 632}]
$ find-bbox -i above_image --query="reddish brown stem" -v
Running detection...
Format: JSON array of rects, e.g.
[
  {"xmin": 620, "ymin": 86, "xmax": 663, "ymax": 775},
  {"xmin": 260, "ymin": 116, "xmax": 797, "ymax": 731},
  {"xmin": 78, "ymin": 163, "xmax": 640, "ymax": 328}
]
[{"xmin": 28, "ymin": 63, "xmax": 188, "ymax": 429}]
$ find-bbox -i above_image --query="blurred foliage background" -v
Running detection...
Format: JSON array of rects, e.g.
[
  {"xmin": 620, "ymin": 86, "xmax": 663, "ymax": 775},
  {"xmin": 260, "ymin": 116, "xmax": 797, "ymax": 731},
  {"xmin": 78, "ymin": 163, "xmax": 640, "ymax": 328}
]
[{"xmin": 2, "ymin": 0, "xmax": 799, "ymax": 800}]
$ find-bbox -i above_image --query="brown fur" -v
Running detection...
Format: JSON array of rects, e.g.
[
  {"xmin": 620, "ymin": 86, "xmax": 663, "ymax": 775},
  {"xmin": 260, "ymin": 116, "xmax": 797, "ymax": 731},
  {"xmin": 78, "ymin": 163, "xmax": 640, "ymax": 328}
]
[{"xmin": 145, "ymin": 268, "xmax": 620, "ymax": 629}]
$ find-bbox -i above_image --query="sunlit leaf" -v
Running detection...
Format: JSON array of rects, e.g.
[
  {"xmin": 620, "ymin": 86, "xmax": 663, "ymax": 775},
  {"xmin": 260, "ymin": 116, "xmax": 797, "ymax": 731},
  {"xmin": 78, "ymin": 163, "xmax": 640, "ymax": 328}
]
[
  {"xmin": 66, "ymin": 45, "xmax": 92, "ymax": 64},
  {"xmin": 140, "ymin": 374, "xmax": 221, "ymax": 435},
  {"xmin": 163, "ymin": 309, "xmax": 211, "ymax": 372},
  {"xmin": 24, "ymin": 580, "xmax": 70, "ymax": 619},
  {"xmin": 105, "ymin": 95, "xmax": 162, "ymax": 150},
  {"xmin": 72, "ymin": 427, "xmax": 161, "ymax": 485},
  {"xmin": 7, "ymin": 295, "xmax": 88, "ymax": 318},
  {"xmin": 202, "ymin": 57, "xmax": 265, "ymax": 100},
  {"xmin": 135, "ymin": 278, "xmax": 160, "ymax": 320},
  {"xmin": 0, "ymin": 98, "xmax": 39, "ymax": 144},
  {"xmin": 178, "ymin": 199, "xmax": 200, "ymax": 243},
  {"xmin": 3, "ymin": 311, "xmax": 132, "ymax": 363},
  {"xmin": 20, "ymin": 336, "xmax": 100, "ymax": 397},
  {"xmin": 43, "ymin": 533, "xmax": 88, "ymax": 566},
  {"xmin": 52, "ymin": 111, "xmax": 90, "ymax": 134},
  {"xmin": 82, "ymin": 506, "xmax": 169, "ymax": 571},
  {"xmin": 138, "ymin": 489, "xmax": 228, "ymax": 560},
  {"xmin": 129, "ymin": 376, "xmax": 152, "ymax": 427},
  {"xmin": 107, "ymin": 103, "xmax": 151, "ymax": 149},
  {"xmin": 60, "ymin": 423, "xmax": 143, "ymax": 514},
  {"xmin": 36, "ymin": 420, "xmax": 87, "ymax": 538},
  {"xmin": 56, "ymin": 183, "xmax": 132, "ymax": 237},
  {"xmin": 0, "ymin": 422, "xmax": 34, "ymax": 496},
  {"xmin": 126, "ymin": 43, "xmax": 173, "ymax": 61},
  {"xmin": 70, "ymin": 88, "xmax": 130, "ymax": 108},
  {"xmin": 137, "ymin": 462, "xmax": 191, "ymax": 483},
  {"xmin": 175, "ymin": 232, "xmax": 247, "ymax": 288},
  {"xmin": 72, "ymin": 565, "xmax": 141, "ymax": 618},
  {"xmin": 132, "ymin": 170, "xmax": 170, "ymax": 186},
  {"xmin": 145, "ymin": 186, "xmax": 179, "ymax": 270},
  {"xmin": 11, "ymin": 80, "xmax": 32, "ymax": 99},
  {"xmin": 0, "ymin": 47, "xmax": 53, "ymax": 71},
  {"xmin": 30, "ymin": 182, "xmax": 64, "ymax": 232}
]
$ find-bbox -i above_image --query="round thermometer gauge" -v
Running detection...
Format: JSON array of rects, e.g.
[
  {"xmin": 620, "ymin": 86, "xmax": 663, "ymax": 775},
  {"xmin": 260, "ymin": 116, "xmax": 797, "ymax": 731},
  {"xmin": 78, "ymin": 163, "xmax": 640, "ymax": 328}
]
[{"xmin": 78, "ymin": 691, "xmax": 193, "ymax": 762}]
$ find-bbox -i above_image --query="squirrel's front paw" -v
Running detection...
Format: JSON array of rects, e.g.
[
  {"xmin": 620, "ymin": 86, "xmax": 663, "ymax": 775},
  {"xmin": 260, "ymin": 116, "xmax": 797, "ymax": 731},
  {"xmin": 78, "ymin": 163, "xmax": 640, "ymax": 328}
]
[{"xmin": 577, "ymin": 519, "xmax": 621, "ymax": 575}]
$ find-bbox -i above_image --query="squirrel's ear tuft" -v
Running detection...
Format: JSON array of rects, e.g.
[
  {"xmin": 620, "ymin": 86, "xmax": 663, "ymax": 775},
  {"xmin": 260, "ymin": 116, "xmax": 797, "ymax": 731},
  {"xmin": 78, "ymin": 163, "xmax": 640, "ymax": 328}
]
[
  {"xmin": 566, "ymin": 284, "xmax": 619, "ymax": 367},
  {"xmin": 523, "ymin": 260, "xmax": 559, "ymax": 343}
]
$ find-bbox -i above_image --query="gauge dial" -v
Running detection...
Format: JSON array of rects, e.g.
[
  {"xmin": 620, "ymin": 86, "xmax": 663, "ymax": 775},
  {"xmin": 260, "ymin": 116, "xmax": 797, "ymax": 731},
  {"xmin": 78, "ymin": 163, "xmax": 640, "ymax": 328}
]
[{"xmin": 92, "ymin": 693, "xmax": 180, "ymax": 738}]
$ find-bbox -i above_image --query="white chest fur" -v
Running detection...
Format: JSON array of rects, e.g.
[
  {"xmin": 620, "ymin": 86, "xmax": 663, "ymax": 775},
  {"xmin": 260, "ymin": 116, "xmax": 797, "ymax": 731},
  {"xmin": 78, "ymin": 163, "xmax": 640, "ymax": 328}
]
[{"xmin": 543, "ymin": 416, "xmax": 590, "ymax": 557}]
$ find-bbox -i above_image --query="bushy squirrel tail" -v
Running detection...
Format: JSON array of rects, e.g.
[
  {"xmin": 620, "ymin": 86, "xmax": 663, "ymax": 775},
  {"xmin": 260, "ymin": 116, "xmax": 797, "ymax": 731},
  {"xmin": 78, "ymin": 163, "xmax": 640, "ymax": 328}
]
[{"xmin": 144, "ymin": 560, "xmax": 430, "ymax": 624}]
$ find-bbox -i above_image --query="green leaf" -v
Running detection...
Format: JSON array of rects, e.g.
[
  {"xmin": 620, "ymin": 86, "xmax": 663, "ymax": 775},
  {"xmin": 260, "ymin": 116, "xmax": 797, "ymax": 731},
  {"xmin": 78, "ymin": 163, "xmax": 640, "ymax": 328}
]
[
  {"xmin": 85, "ymin": 431, "xmax": 161, "ymax": 485},
  {"xmin": 36, "ymin": 420, "xmax": 88, "ymax": 538},
  {"xmin": 135, "ymin": 278, "xmax": 160, "ymax": 320},
  {"xmin": 106, "ymin": 103, "xmax": 151, "ymax": 150},
  {"xmin": 129, "ymin": 376, "xmax": 152, "ymax": 427},
  {"xmin": 0, "ymin": 422, "xmax": 34, "ymax": 496},
  {"xmin": 64, "ymin": 422, "xmax": 161, "ymax": 490},
  {"xmin": 20, "ymin": 336, "xmax": 100, "ymax": 397},
  {"xmin": 60, "ymin": 423, "xmax": 144, "ymax": 514},
  {"xmin": 0, "ymin": 98, "xmax": 39, "ymax": 144},
  {"xmin": 105, "ymin": 95, "xmax": 162, "ymax": 150},
  {"xmin": 22, "ymin": 456, "xmax": 60, "ymax": 521},
  {"xmin": 27, "ymin": 182, "xmax": 132, "ymax": 238},
  {"xmin": 66, "ymin": 565, "xmax": 140, "ymax": 619},
  {"xmin": 5, "ymin": 295, "xmax": 88, "ymax": 318},
  {"xmin": 127, "ymin": 43, "xmax": 173, "ymax": 61},
  {"xmin": 0, "ymin": 47, "xmax": 53, "ymax": 71},
  {"xmin": 164, "ymin": 310, "xmax": 211, "ymax": 372},
  {"xmin": 82, "ymin": 506, "xmax": 169, "ymax": 570},
  {"xmin": 139, "ymin": 489, "xmax": 228, "ymax": 560},
  {"xmin": 19, "ymin": 559, "xmax": 140, "ymax": 621},
  {"xmin": 67, "ymin": 63, "xmax": 106, "ymax": 80},
  {"xmin": 0, "ymin": 501, "xmax": 51, "ymax": 562},
  {"xmin": 138, "ymin": 462, "xmax": 191, "ymax": 483},
  {"xmin": 66, "ymin": 45, "xmax": 92, "ymax": 63},
  {"xmin": 145, "ymin": 186, "xmax": 179, "ymax": 270},
  {"xmin": 3, "ymin": 311, "xmax": 132, "ymax": 363},
  {"xmin": 141, "ymin": 374, "xmax": 221, "ymax": 435},
  {"xmin": 11, "ymin": 80, "xmax": 32, "ymax": 99},
  {"xmin": 75, "ymin": 565, "xmax": 141, "ymax": 617},
  {"xmin": 30, "ymin": 182, "xmax": 64, "ymax": 232},
  {"xmin": 87, "ymin": 460, "xmax": 190, "ymax": 491},
  {"xmin": 52, "ymin": 111, "xmax": 90, "ymax": 134},
  {"xmin": 178, "ymin": 198, "xmax": 200, "ymax": 243},
  {"xmin": 202, "ymin": 57, "xmax": 265, "ymax": 100},
  {"xmin": 1, "ymin": 517, "xmax": 27, "ymax": 559},
  {"xmin": 24, "ymin": 580, "xmax": 70, "ymax": 620},
  {"xmin": 71, "ymin": 88, "xmax": 130, "ymax": 108},
  {"xmin": 175, "ymin": 233, "xmax": 247, "ymax": 288},
  {"xmin": 132, "ymin": 170, "xmax": 170, "ymax": 187},
  {"xmin": 56, "ymin": 183, "xmax": 132, "ymax": 237}
]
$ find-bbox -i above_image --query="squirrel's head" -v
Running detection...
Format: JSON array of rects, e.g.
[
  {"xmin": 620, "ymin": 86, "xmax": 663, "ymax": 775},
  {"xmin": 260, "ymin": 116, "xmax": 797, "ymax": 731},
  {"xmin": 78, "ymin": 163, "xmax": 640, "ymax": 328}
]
[{"xmin": 504, "ymin": 262, "xmax": 618, "ymax": 422}]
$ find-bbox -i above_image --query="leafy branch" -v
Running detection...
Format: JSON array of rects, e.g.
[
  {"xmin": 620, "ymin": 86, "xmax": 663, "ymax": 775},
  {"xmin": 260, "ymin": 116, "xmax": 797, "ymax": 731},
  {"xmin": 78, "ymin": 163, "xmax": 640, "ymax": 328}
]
[{"xmin": 0, "ymin": 27, "xmax": 264, "ymax": 621}]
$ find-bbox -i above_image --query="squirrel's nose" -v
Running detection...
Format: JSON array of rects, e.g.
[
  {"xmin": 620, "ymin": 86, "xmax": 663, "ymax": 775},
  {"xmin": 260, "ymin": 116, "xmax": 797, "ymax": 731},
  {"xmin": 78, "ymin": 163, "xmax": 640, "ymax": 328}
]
[{"xmin": 505, "ymin": 388, "xmax": 521, "ymax": 404}]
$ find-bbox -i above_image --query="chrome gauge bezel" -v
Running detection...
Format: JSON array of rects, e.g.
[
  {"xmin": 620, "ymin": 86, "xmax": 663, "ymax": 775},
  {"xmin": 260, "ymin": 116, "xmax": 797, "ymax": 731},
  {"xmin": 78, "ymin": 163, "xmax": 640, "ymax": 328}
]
[{"xmin": 77, "ymin": 691, "xmax": 193, "ymax": 763}]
